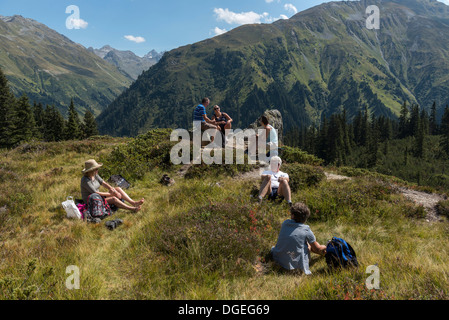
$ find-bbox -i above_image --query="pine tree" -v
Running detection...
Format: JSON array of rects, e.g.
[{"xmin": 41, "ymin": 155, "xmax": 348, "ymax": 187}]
[
  {"xmin": 409, "ymin": 104, "xmax": 421, "ymax": 138},
  {"xmin": 82, "ymin": 110, "xmax": 99, "ymax": 139},
  {"xmin": 0, "ymin": 67, "xmax": 17, "ymax": 148},
  {"xmin": 440, "ymin": 106, "xmax": 449, "ymax": 156},
  {"xmin": 361, "ymin": 105, "xmax": 369, "ymax": 147},
  {"xmin": 13, "ymin": 95, "xmax": 36, "ymax": 144},
  {"xmin": 43, "ymin": 105, "xmax": 65, "ymax": 142},
  {"xmin": 327, "ymin": 114, "xmax": 345, "ymax": 165},
  {"xmin": 33, "ymin": 101, "xmax": 45, "ymax": 139},
  {"xmin": 399, "ymin": 101, "xmax": 409, "ymax": 138},
  {"xmin": 367, "ymin": 112, "xmax": 379, "ymax": 167},
  {"xmin": 414, "ymin": 117, "xmax": 425, "ymax": 158},
  {"xmin": 317, "ymin": 114, "xmax": 329, "ymax": 163},
  {"xmin": 429, "ymin": 101, "xmax": 438, "ymax": 135},
  {"xmin": 353, "ymin": 110, "xmax": 363, "ymax": 146},
  {"xmin": 65, "ymin": 99, "xmax": 81, "ymax": 140}
]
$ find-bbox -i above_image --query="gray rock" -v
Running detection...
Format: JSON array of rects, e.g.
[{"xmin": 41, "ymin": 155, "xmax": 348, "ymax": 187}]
[{"xmin": 248, "ymin": 109, "xmax": 283, "ymax": 144}]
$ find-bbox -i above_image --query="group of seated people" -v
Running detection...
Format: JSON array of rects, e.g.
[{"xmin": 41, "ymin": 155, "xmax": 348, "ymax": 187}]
[
  {"xmin": 80, "ymin": 155, "xmax": 325, "ymax": 275},
  {"xmin": 78, "ymin": 100, "xmax": 324, "ymax": 275}
]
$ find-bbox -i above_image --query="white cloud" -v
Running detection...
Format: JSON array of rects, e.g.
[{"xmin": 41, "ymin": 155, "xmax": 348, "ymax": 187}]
[
  {"xmin": 284, "ymin": 3, "xmax": 298, "ymax": 14},
  {"xmin": 213, "ymin": 27, "xmax": 227, "ymax": 36},
  {"xmin": 438, "ymin": 0, "xmax": 449, "ymax": 5},
  {"xmin": 214, "ymin": 8, "xmax": 266, "ymax": 25},
  {"xmin": 124, "ymin": 35, "xmax": 146, "ymax": 43},
  {"xmin": 68, "ymin": 18, "xmax": 88, "ymax": 29}
]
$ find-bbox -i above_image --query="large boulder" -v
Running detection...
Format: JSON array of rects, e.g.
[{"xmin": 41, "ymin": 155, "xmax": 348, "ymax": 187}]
[{"xmin": 248, "ymin": 109, "xmax": 283, "ymax": 144}]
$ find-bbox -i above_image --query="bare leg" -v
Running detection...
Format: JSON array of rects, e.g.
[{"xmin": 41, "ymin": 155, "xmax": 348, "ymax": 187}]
[
  {"xmin": 259, "ymin": 176, "xmax": 272, "ymax": 200},
  {"xmin": 115, "ymin": 187, "xmax": 144, "ymax": 206},
  {"xmin": 105, "ymin": 196, "xmax": 141, "ymax": 212},
  {"xmin": 278, "ymin": 180, "xmax": 292, "ymax": 203}
]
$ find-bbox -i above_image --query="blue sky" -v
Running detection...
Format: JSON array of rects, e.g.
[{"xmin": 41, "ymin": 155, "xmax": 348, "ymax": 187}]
[
  {"xmin": 1, "ymin": 0, "xmax": 448, "ymax": 56},
  {"xmin": 0, "ymin": 0, "xmax": 336, "ymax": 56}
]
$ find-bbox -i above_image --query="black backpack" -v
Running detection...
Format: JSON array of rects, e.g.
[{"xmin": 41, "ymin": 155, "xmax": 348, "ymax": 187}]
[
  {"xmin": 86, "ymin": 193, "xmax": 111, "ymax": 221},
  {"xmin": 325, "ymin": 237, "xmax": 359, "ymax": 269},
  {"xmin": 108, "ymin": 175, "xmax": 131, "ymax": 189}
]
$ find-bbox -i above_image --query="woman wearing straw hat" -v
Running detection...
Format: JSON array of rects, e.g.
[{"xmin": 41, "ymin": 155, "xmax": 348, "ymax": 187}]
[{"xmin": 81, "ymin": 159, "xmax": 144, "ymax": 213}]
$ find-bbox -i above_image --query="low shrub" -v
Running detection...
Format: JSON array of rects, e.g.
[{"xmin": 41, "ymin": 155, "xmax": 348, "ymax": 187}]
[
  {"xmin": 281, "ymin": 146, "xmax": 324, "ymax": 166},
  {"xmin": 184, "ymin": 149, "xmax": 259, "ymax": 179},
  {"xmin": 282, "ymin": 163, "xmax": 326, "ymax": 192},
  {"xmin": 436, "ymin": 200, "xmax": 449, "ymax": 218},
  {"xmin": 100, "ymin": 129, "xmax": 176, "ymax": 180},
  {"xmin": 148, "ymin": 202, "xmax": 280, "ymax": 278}
]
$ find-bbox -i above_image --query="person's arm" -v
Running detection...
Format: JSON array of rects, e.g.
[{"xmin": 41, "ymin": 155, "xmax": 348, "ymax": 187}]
[
  {"xmin": 223, "ymin": 113, "xmax": 233, "ymax": 123},
  {"xmin": 202, "ymin": 114, "xmax": 217, "ymax": 125},
  {"xmin": 261, "ymin": 172, "xmax": 271, "ymax": 180},
  {"xmin": 309, "ymin": 241, "xmax": 327, "ymax": 256},
  {"xmin": 266, "ymin": 126, "xmax": 271, "ymax": 139},
  {"xmin": 278, "ymin": 173, "xmax": 289, "ymax": 183},
  {"xmin": 101, "ymin": 181, "xmax": 119, "ymax": 198}
]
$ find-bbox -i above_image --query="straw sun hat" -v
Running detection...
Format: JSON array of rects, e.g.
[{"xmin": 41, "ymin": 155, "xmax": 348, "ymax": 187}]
[{"xmin": 82, "ymin": 159, "xmax": 103, "ymax": 174}]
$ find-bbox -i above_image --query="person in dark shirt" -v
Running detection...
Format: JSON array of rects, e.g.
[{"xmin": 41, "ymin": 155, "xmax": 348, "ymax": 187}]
[{"xmin": 212, "ymin": 105, "xmax": 233, "ymax": 147}]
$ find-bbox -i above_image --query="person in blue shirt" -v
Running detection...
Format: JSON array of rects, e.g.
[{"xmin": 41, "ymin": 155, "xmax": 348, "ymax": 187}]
[
  {"xmin": 271, "ymin": 202, "xmax": 327, "ymax": 275},
  {"xmin": 193, "ymin": 97, "xmax": 220, "ymax": 144}
]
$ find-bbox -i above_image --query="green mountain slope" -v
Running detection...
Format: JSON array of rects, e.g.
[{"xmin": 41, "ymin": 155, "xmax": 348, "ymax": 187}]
[
  {"xmin": 0, "ymin": 15, "xmax": 132, "ymax": 116},
  {"xmin": 98, "ymin": 0, "xmax": 449, "ymax": 137}
]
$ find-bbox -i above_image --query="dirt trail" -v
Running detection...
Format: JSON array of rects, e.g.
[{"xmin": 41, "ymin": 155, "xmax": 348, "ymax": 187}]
[
  {"xmin": 395, "ymin": 186, "xmax": 446, "ymax": 222},
  {"xmin": 325, "ymin": 171, "xmax": 446, "ymax": 222}
]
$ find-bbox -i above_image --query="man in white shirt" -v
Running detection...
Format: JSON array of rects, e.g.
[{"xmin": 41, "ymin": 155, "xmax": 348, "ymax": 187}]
[{"xmin": 258, "ymin": 156, "xmax": 292, "ymax": 205}]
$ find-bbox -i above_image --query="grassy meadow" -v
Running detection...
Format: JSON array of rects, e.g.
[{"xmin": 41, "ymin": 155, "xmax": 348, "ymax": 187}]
[{"xmin": 1, "ymin": 132, "xmax": 449, "ymax": 300}]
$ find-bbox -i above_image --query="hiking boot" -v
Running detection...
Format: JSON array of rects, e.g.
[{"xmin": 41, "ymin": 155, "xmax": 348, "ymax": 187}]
[
  {"xmin": 105, "ymin": 220, "xmax": 116, "ymax": 230},
  {"xmin": 105, "ymin": 219, "xmax": 124, "ymax": 230}
]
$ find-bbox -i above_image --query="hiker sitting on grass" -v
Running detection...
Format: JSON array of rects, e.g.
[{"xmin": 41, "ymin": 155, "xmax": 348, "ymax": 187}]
[
  {"xmin": 258, "ymin": 156, "xmax": 292, "ymax": 205},
  {"xmin": 271, "ymin": 202, "xmax": 327, "ymax": 275},
  {"xmin": 80, "ymin": 159, "xmax": 144, "ymax": 213}
]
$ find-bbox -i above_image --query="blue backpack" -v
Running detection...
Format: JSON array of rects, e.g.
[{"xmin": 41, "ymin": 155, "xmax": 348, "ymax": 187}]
[{"xmin": 325, "ymin": 237, "xmax": 359, "ymax": 269}]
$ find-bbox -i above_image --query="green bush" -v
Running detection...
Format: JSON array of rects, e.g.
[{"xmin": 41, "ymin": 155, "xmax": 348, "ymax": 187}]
[
  {"xmin": 281, "ymin": 146, "xmax": 324, "ymax": 166},
  {"xmin": 184, "ymin": 148, "xmax": 259, "ymax": 179},
  {"xmin": 282, "ymin": 163, "xmax": 326, "ymax": 192},
  {"xmin": 436, "ymin": 200, "xmax": 449, "ymax": 218},
  {"xmin": 100, "ymin": 129, "xmax": 176, "ymax": 181}
]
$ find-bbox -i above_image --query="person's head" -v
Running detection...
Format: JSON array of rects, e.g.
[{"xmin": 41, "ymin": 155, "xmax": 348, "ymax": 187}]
[
  {"xmin": 290, "ymin": 202, "xmax": 311, "ymax": 224},
  {"xmin": 260, "ymin": 115, "xmax": 269, "ymax": 127},
  {"xmin": 202, "ymin": 98, "xmax": 210, "ymax": 107},
  {"xmin": 82, "ymin": 159, "xmax": 103, "ymax": 177},
  {"xmin": 213, "ymin": 105, "xmax": 220, "ymax": 114},
  {"xmin": 270, "ymin": 156, "xmax": 282, "ymax": 172}
]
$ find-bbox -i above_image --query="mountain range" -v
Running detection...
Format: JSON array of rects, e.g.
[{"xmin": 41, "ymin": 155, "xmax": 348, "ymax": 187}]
[
  {"xmin": 88, "ymin": 46, "xmax": 164, "ymax": 80},
  {"xmin": 97, "ymin": 0, "xmax": 449, "ymax": 137},
  {"xmin": 0, "ymin": 15, "xmax": 132, "ymax": 116}
]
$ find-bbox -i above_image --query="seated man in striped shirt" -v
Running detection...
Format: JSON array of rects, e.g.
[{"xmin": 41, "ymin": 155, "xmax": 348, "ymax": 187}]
[{"xmin": 193, "ymin": 97, "xmax": 220, "ymax": 143}]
